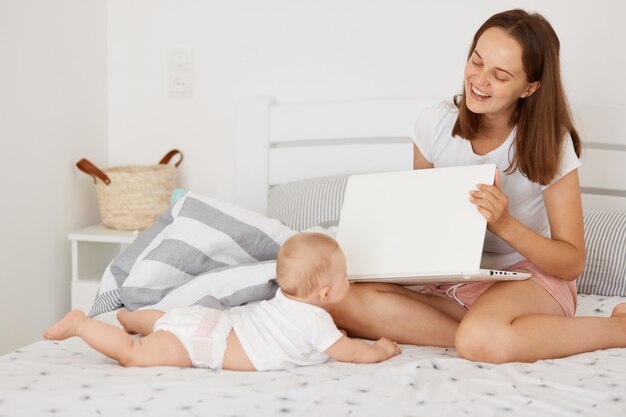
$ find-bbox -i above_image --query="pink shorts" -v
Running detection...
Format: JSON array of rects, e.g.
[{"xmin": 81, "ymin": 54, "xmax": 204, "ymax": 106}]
[{"xmin": 418, "ymin": 260, "xmax": 577, "ymax": 317}]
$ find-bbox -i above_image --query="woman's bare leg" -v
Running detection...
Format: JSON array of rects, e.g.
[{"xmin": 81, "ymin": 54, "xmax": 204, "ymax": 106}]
[
  {"xmin": 44, "ymin": 310, "xmax": 191, "ymax": 367},
  {"xmin": 117, "ymin": 309, "xmax": 165, "ymax": 335},
  {"xmin": 327, "ymin": 282, "xmax": 466, "ymax": 347},
  {"xmin": 455, "ymin": 279, "xmax": 626, "ymax": 363}
]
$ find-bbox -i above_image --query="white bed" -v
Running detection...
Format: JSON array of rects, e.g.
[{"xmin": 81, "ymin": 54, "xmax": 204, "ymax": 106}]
[
  {"xmin": 1, "ymin": 97, "xmax": 626, "ymax": 417},
  {"xmin": 1, "ymin": 295, "xmax": 625, "ymax": 417}
]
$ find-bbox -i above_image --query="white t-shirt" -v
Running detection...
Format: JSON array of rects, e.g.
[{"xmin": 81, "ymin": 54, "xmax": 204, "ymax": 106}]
[
  {"xmin": 411, "ymin": 101, "xmax": 582, "ymax": 270},
  {"xmin": 231, "ymin": 289, "xmax": 343, "ymax": 371}
]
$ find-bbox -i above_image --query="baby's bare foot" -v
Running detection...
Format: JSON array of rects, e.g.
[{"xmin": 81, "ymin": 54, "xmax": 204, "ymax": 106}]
[{"xmin": 43, "ymin": 310, "xmax": 86, "ymax": 340}]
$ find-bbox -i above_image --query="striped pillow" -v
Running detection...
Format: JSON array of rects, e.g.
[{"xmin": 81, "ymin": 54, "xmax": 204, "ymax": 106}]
[
  {"xmin": 267, "ymin": 175, "xmax": 349, "ymax": 231},
  {"xmin": 577, "ymin": 211, "xmax": 626, "ymax": 296},
  {"xmin": 90, "ymin": 192, "xmax": 297, "ymax": 316}
]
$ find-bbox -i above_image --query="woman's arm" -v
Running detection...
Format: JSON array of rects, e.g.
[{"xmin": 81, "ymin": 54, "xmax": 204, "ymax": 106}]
[
  {"xmin": 325, "ymin": 335, "xmax": 401, "ymax": 364},
  {"xmin": 470, "ymin": 169, "xmax": 585, "ymax": 280}
]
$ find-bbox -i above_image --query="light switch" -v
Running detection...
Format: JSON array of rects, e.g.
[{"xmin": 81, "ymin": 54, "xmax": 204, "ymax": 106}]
[{"xmin": 167, "ymin": 49, "xmax": 193, "ymax": 98}]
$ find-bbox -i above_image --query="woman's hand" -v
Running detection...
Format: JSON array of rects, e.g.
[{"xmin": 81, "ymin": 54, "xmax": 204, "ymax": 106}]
[{"xmin": 469, "ymin": 169, "xmax": 513, "ymax": 235}]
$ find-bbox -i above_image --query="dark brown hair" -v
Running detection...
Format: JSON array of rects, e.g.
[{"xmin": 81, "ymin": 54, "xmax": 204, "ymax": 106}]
[{"xmin": 452, "ymin": 9, "xmax": 581, "ymax": 185}]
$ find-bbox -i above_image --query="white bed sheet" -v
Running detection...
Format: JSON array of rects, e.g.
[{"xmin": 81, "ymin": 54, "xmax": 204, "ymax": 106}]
[{"xmin": 2, "ymin": 294, "xmax": 626, "ymax": 417}]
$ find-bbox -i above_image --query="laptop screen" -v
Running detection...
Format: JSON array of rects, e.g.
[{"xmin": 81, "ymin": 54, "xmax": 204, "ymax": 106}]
[{"xmin": 336, "ymin": 165, "xmax": 496, "ymax": 278}]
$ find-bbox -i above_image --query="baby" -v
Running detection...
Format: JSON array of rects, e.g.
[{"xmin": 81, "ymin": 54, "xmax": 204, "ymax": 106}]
[{"xmin": 44, "ymin": 232, "xmax": 400, "ymax": 371}]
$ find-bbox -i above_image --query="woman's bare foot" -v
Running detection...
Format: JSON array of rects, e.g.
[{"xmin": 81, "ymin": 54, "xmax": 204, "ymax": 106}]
[{"xmin": 43, "ymin": 309, "xmax": 87, "ymax": 340}]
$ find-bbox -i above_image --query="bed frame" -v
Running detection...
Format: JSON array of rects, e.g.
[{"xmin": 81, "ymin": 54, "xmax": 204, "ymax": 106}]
[{"xmin": 235, "ymin": 97, "xmax": 626, "ymax": 214}]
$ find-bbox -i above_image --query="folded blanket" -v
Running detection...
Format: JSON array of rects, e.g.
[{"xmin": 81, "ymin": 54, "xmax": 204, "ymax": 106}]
[{"xmin": 89, "ymin": 192, "xmax": 297, "ymax": 317}]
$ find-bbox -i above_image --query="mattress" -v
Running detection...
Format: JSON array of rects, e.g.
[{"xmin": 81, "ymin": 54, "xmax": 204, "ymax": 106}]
[{"xmin": 1, "ymin": 294, "xmax": 626, "ymax": 417}]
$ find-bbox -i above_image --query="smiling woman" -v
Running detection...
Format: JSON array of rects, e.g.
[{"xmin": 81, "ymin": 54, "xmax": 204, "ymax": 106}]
[
  {"xmin": 329, "ymin": 9, "xmax": 626, "ymax": 364},
  {"xmin": 454, "ymin": 10, "xmax": 580, "ymax": 186},
  {"xmin": 465, "ymin": 29, "xmax": 535, "ymax": 113}
]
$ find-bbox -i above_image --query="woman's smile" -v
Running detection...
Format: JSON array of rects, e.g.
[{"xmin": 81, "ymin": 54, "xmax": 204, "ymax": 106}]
[{"xmin": 470, "ymin": 83, "xmax": 491, "ymax": 100}]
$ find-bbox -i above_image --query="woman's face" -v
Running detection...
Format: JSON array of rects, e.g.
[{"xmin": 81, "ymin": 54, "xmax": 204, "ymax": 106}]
[{"xmin": 464, "ymin": 27, "xmax": 538, "ymax": 120}]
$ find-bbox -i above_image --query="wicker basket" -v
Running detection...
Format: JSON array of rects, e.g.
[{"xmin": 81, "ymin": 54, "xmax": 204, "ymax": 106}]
[{"xmin": 76, "ymin": 150, "xmax": 183, "ymax": 230}]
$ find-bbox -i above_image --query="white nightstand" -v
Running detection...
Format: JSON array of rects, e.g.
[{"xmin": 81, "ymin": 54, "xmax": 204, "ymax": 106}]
[{"xmin": 68, "ymin": 224, "xmax": 138, "ymax": 313}]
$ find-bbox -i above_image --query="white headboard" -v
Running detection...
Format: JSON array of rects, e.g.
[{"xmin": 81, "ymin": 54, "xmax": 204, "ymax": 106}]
[{"xmin": 235, "ymin": 97, "xmax": 626, "ymax": 214}]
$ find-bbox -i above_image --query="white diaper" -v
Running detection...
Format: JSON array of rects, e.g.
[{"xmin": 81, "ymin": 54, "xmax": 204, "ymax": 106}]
[{"xmin": 153, "ymin": 305, "xmax": 232, "ymax": 369}]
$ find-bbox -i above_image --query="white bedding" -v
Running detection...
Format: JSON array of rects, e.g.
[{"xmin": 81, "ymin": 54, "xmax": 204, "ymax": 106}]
[{"xmin": 2, "ymin": 294, "xmax": 626, "ymax": 417}]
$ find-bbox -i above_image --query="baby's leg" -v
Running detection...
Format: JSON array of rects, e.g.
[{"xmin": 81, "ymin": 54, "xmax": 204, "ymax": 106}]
[
  {"xmin": 44, "ymin": 310, "xmax": 191, "ymax": 367},
  {"xmin": 44, "ymin": 309, "xmax": 139, "ymax": 362},
  {"xmin": 117, "ymin": 309, "xmax": 164, "ymax": 335},
  {"xmin": 43, "ymin": 310, "xmax": 89, "ymax": 341},
  {"xmin": 117, "ymin": 331, "xmax": 192, "ymax": 367}
]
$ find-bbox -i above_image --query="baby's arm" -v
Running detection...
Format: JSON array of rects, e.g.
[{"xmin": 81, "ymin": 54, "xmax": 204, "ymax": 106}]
[{"xmin": 325, "ymin": 335, "xmax": 400, "ymax": 364}]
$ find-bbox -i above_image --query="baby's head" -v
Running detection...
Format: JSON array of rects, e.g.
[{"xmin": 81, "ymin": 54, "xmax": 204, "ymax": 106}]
[{"xmin": 276, "ymin": 233, "xmax": 349, "ymax": 305}]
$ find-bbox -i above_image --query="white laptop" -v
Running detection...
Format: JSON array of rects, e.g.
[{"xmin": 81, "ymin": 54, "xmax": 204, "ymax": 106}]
[{"xmin": 336, "ymin": 164, "xmax": 531, "ymax": 285}]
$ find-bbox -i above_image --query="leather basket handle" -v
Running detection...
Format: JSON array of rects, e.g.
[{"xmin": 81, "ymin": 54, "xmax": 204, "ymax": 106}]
[
  {"xmin": 76, "ymin": 159, "xmax": 111, "ymax": 185},
  {"xmin": 159, "ymin": 149, "xmax": 183, "ymax": 167}
]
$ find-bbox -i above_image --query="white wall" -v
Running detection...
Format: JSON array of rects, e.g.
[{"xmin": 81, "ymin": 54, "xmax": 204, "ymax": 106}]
[
  {"xmin": 2, "ymin": 0, "xmax": 624, "ymax": 354},
  {"xmin": 107, "ymin": 0, "xmax": 626, "ymax": 201},
  {"xmin": 0, "ymin": 0, "xmax": 107, "ymax": 354}
]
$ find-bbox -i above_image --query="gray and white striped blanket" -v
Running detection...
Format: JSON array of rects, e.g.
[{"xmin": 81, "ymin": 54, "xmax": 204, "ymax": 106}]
[{"xmin": 90, "ymin": 192, "xmax": 298, "ymax": 317}]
